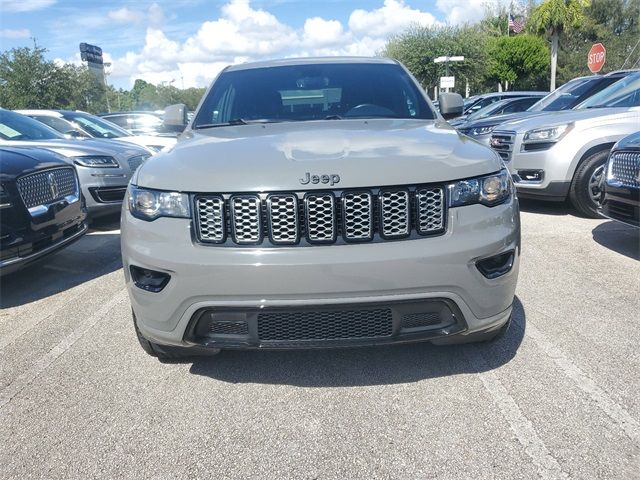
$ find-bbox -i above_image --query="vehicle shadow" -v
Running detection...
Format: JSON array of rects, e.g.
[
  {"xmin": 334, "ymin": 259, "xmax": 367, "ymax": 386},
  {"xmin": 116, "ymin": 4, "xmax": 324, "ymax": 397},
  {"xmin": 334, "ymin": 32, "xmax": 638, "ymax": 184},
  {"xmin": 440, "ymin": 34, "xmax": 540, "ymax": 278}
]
[
  {"xmin": 518, "ymin": 198, "xmax": 576, "ymax": 216},
  {"xmin": 592, "ymin": 221, "xmax": 640, "ymax": 261},
  {"xmin": 0, "ymin": 219, "xmax": 122, "ymax": 308},
  {"xmin": 186, "ymin": 297, "xmax": 526, "ymax": 387}
]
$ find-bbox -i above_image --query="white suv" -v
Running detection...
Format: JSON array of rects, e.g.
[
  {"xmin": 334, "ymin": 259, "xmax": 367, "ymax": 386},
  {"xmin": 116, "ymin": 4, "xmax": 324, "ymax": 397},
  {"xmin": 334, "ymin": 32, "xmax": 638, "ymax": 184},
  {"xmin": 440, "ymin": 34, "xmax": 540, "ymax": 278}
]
[
  {"xmin": 490, "ymin": 71, "xmax": 640, "ymax": 217},
  {"xmin": 120, "ymin": 57, "xmax": 520, "ymax": 360}
]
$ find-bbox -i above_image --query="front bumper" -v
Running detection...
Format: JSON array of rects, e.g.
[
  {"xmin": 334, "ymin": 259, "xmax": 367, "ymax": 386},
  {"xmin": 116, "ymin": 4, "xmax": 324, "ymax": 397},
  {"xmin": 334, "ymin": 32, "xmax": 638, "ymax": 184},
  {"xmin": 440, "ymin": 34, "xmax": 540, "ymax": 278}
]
[
  {"xmin": 76, "ymin": 167, "xmax": 130, "ymax": 217},
  {"xmin": 600, "ymin": 184, "xmax": 640, "ymax": 228},
  {"xmin": 122, "ymin": 196, "xmax": 520, "ymax": 349}
]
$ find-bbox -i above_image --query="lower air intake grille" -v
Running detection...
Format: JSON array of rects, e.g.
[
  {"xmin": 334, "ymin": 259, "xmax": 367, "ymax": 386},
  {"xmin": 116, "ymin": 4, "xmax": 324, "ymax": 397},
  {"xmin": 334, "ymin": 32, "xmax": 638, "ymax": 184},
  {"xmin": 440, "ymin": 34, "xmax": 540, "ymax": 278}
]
[{"xmin": 258, "ymin": 308, "xmax": 393, "ymax": 341}]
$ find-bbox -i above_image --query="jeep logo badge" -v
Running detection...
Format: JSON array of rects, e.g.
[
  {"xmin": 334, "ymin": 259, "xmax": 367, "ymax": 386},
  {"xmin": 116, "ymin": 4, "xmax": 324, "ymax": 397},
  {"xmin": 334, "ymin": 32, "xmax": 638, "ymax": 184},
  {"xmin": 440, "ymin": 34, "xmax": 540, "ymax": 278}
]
[
  {"xmin": 48, "ymin": 172, "xmax": 59, "ymax": 199},
  {"xmin": 300, "ymin": 172, "xmax": 340, "ymax": 186}
]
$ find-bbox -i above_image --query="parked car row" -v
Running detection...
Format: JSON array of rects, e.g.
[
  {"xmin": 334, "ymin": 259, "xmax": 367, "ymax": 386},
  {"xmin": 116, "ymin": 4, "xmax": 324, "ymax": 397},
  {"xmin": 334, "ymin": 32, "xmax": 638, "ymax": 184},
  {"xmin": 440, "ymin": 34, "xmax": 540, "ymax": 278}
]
[{"xmin": 443, "ymin": 70, "xmax": 639, "ymax": 219}]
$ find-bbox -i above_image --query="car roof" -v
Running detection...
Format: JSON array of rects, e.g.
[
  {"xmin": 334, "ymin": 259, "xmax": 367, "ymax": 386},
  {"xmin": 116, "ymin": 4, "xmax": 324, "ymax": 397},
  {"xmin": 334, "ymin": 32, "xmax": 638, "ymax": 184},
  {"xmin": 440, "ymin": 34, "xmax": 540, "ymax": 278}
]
[
  {"xmin": 225, "ymin": 56, "xmax": 398, "ymax": 72},
  {"xmin": 14, "ymin": 109, "xmax": 62, "ymax": 117}
]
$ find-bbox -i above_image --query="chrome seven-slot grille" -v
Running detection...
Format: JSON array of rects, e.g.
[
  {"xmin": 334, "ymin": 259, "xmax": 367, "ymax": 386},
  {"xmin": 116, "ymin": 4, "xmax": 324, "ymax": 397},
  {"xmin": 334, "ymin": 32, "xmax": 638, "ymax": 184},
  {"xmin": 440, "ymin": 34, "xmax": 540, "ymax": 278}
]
[
  {"xmin": 609, "ymin": 151, "xmax": 640, "ymax": 188},
  {"xmin": 16, "ymin": 167, "xmax": 78, "ymax": 209},
  {"xmin": 195, "ymin": 185, "xmax": 445, "ymax": 247},
  {"xmin": 490, "ymin": 131, "xmax": 516, "ymax": 162}
]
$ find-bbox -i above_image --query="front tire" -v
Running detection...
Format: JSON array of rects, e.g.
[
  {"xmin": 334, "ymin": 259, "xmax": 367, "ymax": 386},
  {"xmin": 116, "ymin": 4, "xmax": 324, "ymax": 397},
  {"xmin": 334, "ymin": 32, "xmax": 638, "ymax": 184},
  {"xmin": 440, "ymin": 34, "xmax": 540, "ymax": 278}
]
[{"xmin": 569, "ymin": 149, "xmax": 609, "ymax": 218}]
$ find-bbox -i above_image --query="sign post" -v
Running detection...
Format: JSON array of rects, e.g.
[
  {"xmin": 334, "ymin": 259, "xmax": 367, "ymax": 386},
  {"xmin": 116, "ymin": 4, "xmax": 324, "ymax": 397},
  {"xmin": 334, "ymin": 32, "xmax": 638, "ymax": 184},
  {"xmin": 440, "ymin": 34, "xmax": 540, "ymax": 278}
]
[
  {"xmin": 434, "ymin": 56, "xmax": 464, "ymax": 92},
  {"xmin": 588, "ymin": 43, "xmax": 606, "ymax": 73}
]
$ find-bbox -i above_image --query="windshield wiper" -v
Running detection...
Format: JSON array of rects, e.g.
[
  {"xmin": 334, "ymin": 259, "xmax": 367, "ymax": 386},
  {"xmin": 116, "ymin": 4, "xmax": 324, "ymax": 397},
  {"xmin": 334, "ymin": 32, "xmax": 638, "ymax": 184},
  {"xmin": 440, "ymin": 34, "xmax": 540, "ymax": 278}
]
[
  {"xmin": 194, "ymin": 118, "xmax": 284, "ymax": 129},
  {"xmin": 324, "ymin": 115, "xmax": 342, "ymax": 120}
]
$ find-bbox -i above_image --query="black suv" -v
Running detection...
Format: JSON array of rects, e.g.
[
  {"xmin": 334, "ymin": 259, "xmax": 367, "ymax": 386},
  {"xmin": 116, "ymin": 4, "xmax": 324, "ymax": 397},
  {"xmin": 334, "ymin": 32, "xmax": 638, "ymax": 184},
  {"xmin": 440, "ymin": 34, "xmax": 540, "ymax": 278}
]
[
  {"xmin": 0, "ymin": 147, "xmax": 87, "ymax": 275},
  {"xmin": 600, "ymin": 132, "xmax": 640, "ymax": 228}
]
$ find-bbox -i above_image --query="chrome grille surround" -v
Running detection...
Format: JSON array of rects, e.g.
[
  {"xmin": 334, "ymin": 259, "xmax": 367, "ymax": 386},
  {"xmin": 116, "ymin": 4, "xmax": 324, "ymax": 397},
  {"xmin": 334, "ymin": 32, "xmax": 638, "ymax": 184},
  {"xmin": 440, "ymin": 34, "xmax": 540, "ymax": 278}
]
[
  {"xmin": 305, "ymin": 193, "xmax": 336, "ymax": 243},
  {"xmin": 267, "ymin": 194, "xmax": 299, "ymax": 244},
  {"xmin": 608, "ymin": 151, "xmax": 640, "ymax": 188},
  {"xmin": 342, "ymin": 191, "xmax": 373, "ymax": 241},
  {"xmin": 195, "ymin": 196, "xmax": 225, "ymax": 243},
  {"xmin": 230, "ymin": 195, "xmax": 262, "ymax": 244},
  {"xmin": 194, "ymin": 184, "xmax": 446, "ymax": 247},
  {"xmin": 490, "ymin": 131, "xmax": 516, "ymax": 162},
  {"xmin": 379, "ymin": 190, "xmax": 410, "ymax": 238},
  {"xmin": 16, "ymin": 167, "xmax": 79, "ymax": 214}
]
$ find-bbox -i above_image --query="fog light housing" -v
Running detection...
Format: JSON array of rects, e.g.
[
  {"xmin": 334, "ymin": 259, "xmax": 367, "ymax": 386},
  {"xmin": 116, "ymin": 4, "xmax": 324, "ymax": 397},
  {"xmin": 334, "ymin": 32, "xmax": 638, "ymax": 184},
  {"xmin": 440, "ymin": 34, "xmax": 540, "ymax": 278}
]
[
  {"xmin": 130, "ymin": 265, "xmax": 171, "ymax": 292},
  {"xmin": 517, "ymin": 169, "xmax": 544, "ymax": 182},
  {"xmin": 476, "ymin": 251, "xmax": 515, "ymax": 279}
]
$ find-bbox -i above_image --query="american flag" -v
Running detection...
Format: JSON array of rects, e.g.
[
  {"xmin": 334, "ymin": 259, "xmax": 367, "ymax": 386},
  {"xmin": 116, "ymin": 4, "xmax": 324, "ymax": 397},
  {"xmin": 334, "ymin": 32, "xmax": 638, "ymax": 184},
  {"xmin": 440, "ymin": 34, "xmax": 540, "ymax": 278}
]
[{"xmin": 509, "ymin": 14, "xmax": 524, "ymax": 33}]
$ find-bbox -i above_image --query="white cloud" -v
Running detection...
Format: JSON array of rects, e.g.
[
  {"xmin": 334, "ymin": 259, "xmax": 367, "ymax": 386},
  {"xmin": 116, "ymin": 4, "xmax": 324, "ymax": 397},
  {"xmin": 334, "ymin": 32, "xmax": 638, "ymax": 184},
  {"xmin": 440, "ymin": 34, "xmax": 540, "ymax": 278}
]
[
  {"xmin": 349, "ymin": 0, "xmax": 439, "ymax": 37},
  {"xmin": 0, "ymin": 0, "xmax": 55, "ymax": 12},
  {"xmin": 436, "ymin": 0, "xmax": 511, "ymax": 25},
  {"xmin": 108, "ymin": 7, "xmax": 145, "ymax": 24},
  {"xmin": 0, "ymin": 28, "xmax": 31, "ymax": 39},
  {"xmin": 302, "ymin": 17, "xmax": 346, "ymax": 47}
]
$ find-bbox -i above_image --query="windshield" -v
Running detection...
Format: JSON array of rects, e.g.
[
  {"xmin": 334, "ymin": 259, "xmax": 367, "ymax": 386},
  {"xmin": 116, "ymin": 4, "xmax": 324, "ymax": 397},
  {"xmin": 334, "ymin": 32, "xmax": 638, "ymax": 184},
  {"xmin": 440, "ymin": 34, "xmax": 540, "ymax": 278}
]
[
  {"xmin": 194, "ymin": 63, "xmax": 435, "ymax": 127},
  {"xmin": 576, "ymin": 73, "xmax": 640, "ymax": 109},
  {"xmin": 529, "ymin": 76, "xmax": 616, "ymax": 112},
  {"xmin": 466, "ymin": 99, "xmax": 511, "ymax": 121},
  {"xmin": 62, "ymin": 112, "xmax": 132, "ymax": 138},
  {"xmin": 0, "ymin": 110, "xmax": 64, "ymax": 141}
]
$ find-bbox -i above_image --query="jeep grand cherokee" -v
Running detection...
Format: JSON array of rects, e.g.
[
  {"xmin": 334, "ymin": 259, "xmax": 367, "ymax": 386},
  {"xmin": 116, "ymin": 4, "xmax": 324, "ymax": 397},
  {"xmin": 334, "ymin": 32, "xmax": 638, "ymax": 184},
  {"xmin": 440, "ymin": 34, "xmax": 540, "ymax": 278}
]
[{"xmin": 121, "ymin": 57, "xmax": 520, "ymax": 359}]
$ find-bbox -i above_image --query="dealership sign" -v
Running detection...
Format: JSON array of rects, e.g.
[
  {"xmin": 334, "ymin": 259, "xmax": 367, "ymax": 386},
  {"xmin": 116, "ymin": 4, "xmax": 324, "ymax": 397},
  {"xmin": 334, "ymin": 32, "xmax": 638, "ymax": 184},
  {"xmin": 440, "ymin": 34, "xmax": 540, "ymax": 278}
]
[
  {"xmin": 588, "ymin": 43, "xmax": 606, "ymax": 73},
  {"xmin": 440, "ymin": 76, "xmax": 455, "ymax": 89}
]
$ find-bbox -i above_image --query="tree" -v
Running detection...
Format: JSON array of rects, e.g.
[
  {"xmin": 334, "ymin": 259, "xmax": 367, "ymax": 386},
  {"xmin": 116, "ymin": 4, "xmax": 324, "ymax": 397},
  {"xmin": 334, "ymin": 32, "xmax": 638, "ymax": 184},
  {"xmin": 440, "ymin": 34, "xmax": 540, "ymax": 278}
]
[
  {"xmin": 529, "ymin": 0, "xmax": 590, "ymax": 90},
  {"xmin": 487, "ymin": 35, "xmax": 549, "ymax": 91}
]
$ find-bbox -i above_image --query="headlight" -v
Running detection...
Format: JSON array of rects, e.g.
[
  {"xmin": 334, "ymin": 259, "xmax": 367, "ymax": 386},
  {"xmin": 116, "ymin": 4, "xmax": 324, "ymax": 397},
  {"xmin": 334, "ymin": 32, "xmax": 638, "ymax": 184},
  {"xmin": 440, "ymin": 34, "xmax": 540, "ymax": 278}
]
[
  {"xmin": 448, "ymin": 169, "xmax": 512, "ymax": 207},
  {"xmin": 469, "ymin": 125, "xmax": 496, "ymax": 136},
  {"xmin": 523, "ymin": 124, "xmax": 572, "ymax": 144},
  {"xmin": 128, "ymin": 185, "xmax": 190, "ymax": 221},
  {"xmin": 73, "ymin": 155, "xmax": 119, "ymax": 168}
]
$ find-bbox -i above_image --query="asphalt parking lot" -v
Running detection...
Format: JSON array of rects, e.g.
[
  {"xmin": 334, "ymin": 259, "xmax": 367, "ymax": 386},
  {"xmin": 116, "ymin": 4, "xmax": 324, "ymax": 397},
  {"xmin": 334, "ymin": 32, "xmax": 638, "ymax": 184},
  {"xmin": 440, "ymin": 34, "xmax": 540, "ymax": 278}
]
[{"xmin": 0, "ymin": 202, "xmax": 638, "ymax": 479}]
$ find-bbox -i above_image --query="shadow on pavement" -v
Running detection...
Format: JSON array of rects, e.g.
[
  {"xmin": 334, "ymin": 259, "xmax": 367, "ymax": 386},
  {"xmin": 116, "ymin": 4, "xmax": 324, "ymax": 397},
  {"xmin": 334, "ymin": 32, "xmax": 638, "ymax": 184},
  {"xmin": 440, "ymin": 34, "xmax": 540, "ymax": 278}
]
[
  {"xmin": 518, "ymin": 198, "xmax": 576, "ymax": 216},
  {"xmin": 592, "ymin": 221, "xmax": 640, "ymax": 261},
  {"xmin": 186, "ymin": 298, "xmax": 526, "ymax": 386},
  {"xmin": 0, "ymin": 225, "xmax": 122, "ymax": 308}
]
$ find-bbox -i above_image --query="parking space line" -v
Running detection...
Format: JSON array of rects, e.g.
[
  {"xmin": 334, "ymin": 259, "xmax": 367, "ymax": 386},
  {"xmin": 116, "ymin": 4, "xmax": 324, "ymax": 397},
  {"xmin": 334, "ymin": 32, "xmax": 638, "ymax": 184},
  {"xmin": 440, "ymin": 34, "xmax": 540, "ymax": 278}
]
[
  {"xmin": 514, "ymin": 315, "xmax": 640, "ymax": 445},
  {"xmin": 464, "ymin": 347, "xmax": 570, "ymax": 479},
  {"xmin": 0, "ymin": 289, "xmax": 127, "ymax": 412}
]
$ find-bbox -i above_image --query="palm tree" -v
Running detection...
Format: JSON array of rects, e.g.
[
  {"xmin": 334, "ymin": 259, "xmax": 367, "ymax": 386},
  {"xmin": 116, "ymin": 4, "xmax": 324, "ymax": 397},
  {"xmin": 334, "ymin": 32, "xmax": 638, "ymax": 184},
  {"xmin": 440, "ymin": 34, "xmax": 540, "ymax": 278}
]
[{"xmin": 530, "ymin": 0, "xmax": 590, "ymax": 90}]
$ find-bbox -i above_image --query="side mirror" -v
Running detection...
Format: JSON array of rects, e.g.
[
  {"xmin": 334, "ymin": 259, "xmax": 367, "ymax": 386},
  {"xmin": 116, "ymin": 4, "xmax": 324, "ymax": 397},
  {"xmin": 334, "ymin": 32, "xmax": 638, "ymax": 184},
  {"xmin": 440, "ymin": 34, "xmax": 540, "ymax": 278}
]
[
  {"xmin": 438, "ymin": 93, "xmax": 464, "ymax": 120},
  {"xmin": 164, "ymin": 104, "xmax": 188, "ymax": 132}
]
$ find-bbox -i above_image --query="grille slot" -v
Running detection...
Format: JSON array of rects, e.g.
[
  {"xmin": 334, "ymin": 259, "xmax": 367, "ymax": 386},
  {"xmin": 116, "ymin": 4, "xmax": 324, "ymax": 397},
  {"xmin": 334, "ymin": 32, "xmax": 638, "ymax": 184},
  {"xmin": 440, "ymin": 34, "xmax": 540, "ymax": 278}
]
[
  {"xmin": 258, "ymin": 308, "xmax": 393, "ymax": 341},
  {"xmin": 401, "ymin": 312, "xmax": 442, "ymax": 329},
  {"xmin": 609, "ymin": 151, "xmax": 640, "ymax": 188},
  {"xmin": 416, "ymin": 187, "xmax": 444, "ymax": 234},
  {"xmin": 194, "ymin": 184, "xmax": 447, "ymax": 247},
  {"xmin": 230, "ymin": 195, "xmax": 262, "ymax": 244},
  {"xmin": 196, "ymin": 196, "xmax": 225, "ymax": 242},
  {"xmin": 210, "ymin": 321, "xmax": 249, "ymax": 335},
  {"xmin": 306, "ymin": 193, "xmax": 336, "ymax": 243},
  {"xmin": 343, "ymin": 192, "xmax": 373, "ymax": 241},
  {"xmin": 490, "ymin": 131, "xmax": 516, "ymax": 162},
  {"xmin": 16, "ymin": 167, "xmax": 78, "ymax": 209},
  {"xmin": 380, "ymin": 190, "xmax": 410, "ymax": 238},
  {"xmin": 267, "ymin": 194, "xmax": 299, "ymax": 244}
]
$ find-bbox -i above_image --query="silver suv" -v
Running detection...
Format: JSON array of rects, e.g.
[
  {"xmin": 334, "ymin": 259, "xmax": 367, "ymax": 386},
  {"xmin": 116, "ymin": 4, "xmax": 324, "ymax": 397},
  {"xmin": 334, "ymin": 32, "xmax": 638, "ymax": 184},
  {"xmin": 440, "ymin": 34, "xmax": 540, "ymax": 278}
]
[
  {"xmin": 490, "ymin": 72, "xmax": 640, "ymax": 217},
  {"xmin": 120, "ymin": 57, "xmax": 520, "ymax": 359}
]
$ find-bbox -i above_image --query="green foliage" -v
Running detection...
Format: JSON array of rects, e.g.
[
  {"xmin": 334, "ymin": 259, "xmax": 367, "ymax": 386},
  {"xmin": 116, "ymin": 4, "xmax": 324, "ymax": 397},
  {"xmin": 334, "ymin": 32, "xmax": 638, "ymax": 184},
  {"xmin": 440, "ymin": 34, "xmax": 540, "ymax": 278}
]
[
  {"xmin": 529, "ymin": 0, "xmax": 591, "ymax": 36},
  {"xmin": 487, "ymin": 35, "xmax": 549, "ymax": 89},
  {"xmin": 382, "ymin": 24, "xmax": 490, "ymax": 96},
  {"xmin": 0, "ymin": 45, "xmax": 206, "ymax": 114}
]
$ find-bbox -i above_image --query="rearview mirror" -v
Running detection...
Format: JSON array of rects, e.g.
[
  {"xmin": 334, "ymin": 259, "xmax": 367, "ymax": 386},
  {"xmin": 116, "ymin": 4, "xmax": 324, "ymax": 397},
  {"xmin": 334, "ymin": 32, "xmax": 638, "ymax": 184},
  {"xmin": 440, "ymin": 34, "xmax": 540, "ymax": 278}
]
[
  {"xmin": 438, "ymin": 93, "xmax": 464, "ymax": 120},
  {"xmin": 164, "ymin": 104, "xmax": 188, "ymax": 132}
]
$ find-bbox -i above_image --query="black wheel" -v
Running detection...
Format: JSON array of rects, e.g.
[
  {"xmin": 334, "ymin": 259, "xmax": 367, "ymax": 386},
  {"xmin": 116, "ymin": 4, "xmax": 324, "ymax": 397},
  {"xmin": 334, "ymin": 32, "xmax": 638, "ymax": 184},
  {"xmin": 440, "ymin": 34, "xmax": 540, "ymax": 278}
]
[
  {"xmin": 132, "ymin": 311, "xmax": 219, "ymax": 360},
  {"xmin": 569, "ymin": 149, "xmax": 609, "ymax": 218}
]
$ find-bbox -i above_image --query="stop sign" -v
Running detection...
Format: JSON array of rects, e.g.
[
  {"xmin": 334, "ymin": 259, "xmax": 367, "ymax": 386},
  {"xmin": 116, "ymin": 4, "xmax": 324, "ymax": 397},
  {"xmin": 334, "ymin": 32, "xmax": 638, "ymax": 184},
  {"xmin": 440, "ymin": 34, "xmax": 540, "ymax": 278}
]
[{"xmin": 588, "ymin": 43, "xmax": 606, "ymax": 73}]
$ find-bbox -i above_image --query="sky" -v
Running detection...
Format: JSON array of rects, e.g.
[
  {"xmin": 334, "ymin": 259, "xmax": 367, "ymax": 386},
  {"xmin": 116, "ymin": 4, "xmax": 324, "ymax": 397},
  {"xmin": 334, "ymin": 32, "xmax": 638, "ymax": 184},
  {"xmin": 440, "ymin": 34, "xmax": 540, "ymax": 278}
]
[{"xmin": 0, "ymin": 0, "xmax": 506, "ymax": 89}]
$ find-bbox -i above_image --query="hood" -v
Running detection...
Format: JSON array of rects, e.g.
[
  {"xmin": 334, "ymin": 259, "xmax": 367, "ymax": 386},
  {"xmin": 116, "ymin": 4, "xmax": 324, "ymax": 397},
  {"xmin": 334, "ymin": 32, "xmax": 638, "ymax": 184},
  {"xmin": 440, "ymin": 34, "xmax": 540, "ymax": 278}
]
[
  {"xmin": 461, "ymin": 111, "xmax": 546, "ymax": 130},
  {"xmin": 613, "ymin": 131, "xmax": 640, "ymax": 152},
  {"xmin": 497, "ymin": 107, "xmax": 640, "ymax": 133},
  {"xmin": 0, "ymin": 146, "xmax": 71, "ymax": 181},
  {"xmin": 0, "ymin": 138, "xmax": 148, "ymax": 161},
  {"xmin": 114, "ymin": 135, "xmax": 177, "ymax": 152},
  {"xmin": 136, "ymin": 119, "xmax": 503, "ymax": 192}
]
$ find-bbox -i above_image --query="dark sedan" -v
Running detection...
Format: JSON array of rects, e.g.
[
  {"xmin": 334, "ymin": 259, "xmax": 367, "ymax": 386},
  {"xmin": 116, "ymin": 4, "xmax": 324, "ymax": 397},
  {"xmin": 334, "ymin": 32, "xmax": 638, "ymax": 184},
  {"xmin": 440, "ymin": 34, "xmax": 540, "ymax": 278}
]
[
  {"xmin": 0, "ymin": 147, "xmax": 87, "ymax": 275},
  {"xmin": 600, "ymin": 132, "xmax": 640, "ymax": 228}
]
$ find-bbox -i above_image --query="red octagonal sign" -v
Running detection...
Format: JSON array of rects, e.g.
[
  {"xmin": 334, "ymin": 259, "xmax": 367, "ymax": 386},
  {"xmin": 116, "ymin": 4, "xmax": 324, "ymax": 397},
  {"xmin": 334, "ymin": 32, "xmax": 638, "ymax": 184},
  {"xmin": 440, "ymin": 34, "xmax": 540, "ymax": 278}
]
[{"xmin": 588, "ymin": 43, "xmax": 606, "ymax": 73}]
